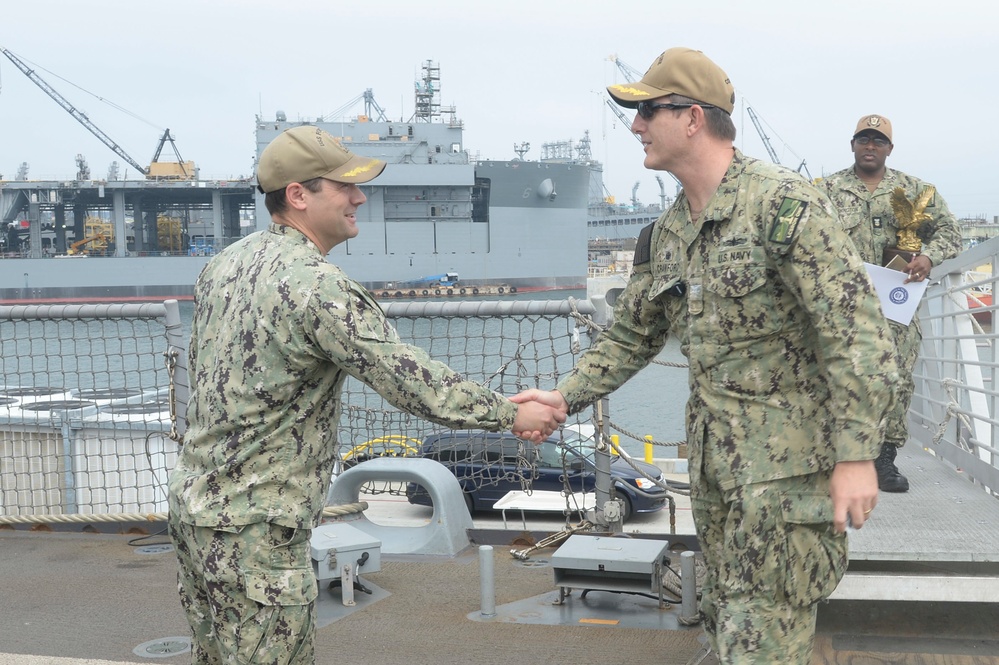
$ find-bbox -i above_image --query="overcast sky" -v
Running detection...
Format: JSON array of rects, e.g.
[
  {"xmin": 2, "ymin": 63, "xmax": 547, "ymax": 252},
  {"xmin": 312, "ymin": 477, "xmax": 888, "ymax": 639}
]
[{"xmin": 2, "ymin": 0, "xmax": 996, "ymax": 219}]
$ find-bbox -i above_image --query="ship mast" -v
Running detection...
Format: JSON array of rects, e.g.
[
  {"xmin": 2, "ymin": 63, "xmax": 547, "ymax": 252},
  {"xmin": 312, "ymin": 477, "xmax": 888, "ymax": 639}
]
[{"xmin": 412, "ymin": 60, "xmax": 456, "ymax": 123}]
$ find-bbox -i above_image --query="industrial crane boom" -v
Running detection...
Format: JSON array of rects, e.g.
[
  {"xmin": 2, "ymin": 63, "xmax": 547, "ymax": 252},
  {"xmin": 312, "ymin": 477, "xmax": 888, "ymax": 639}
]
[
  {"xmin": 149, "ymin": 129, "xmax": 190, "ymax": 178},
  {"xmin": 604, "ymin": 98, "xmax": 642, "ymax": 144},
  {"xmin": 604, "ymin": 98, "xmax": 681, "ymax": 187},
  {"xmin": 607, "ymin": 54, "xmax": 644, "ymax": 81},
  {"xmin": 1, "ymin": 46, "xmax": 150, "ymax": 176},
  {"xmin": 746, "ymin": 104, "xmax": 813, "ymax": 178},
  {"xmin": 746, "ymin": 106, "xmax": 781, "ymax": 165}
]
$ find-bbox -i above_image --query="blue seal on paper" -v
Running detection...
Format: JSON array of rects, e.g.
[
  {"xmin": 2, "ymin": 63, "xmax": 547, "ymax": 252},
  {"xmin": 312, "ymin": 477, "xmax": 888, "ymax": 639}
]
[{"xmin": 889, "ymin": 287, "xmax": 909, "ymax": 305}]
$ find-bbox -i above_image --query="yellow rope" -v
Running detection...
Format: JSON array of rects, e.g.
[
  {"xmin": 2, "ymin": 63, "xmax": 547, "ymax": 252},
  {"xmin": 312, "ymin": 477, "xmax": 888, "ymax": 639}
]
[{"xmin": 0, "ymin": 502, "xmax": 369, "ymax": 526}]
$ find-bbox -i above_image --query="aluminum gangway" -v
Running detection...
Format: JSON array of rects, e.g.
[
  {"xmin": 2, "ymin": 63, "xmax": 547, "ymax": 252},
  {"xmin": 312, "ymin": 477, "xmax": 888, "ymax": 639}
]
[{"xmin": 831, "ymin": 236, "xmax": 999, "ymax": 602}]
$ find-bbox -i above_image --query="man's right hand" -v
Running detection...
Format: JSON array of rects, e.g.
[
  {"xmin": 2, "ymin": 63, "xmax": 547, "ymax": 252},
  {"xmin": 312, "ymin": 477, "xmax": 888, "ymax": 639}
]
[
  {"xmin": 510, "ymin": 390, "xmax": 569, "ymax": 442},
  {"xmin": 510, "ymin": 389, "xmax": 569, "ymax": 411}
]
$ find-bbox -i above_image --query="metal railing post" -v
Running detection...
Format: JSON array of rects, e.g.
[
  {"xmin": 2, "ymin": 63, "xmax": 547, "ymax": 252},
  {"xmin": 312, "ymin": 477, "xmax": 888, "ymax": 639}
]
[{"xmin": 594, "ymin": 397, "xmax": 622, "ymax": 532}]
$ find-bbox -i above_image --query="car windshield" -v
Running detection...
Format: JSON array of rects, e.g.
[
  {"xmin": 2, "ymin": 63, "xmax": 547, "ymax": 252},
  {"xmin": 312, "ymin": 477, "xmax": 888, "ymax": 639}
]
[{"xmin": 538, "ymin": 430, "xmax": 599, "ymax": 469}]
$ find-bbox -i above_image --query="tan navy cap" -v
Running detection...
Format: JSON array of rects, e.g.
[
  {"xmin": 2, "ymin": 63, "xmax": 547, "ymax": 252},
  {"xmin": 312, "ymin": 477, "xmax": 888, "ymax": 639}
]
[
  {"xmin": 607, "ymin": 47, "xmax": 735, "ymax": 114},
  {"xmin": 853, "ymin": 114, "xmax": 893, "ymax": 142},
  {"xmin": 257, "ymin": 125, "xmax": 386, "ymax": 193}
]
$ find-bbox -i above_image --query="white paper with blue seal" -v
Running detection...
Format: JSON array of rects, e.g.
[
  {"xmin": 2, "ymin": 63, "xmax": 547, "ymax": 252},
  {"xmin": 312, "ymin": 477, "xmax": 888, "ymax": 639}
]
[{"xmin": 864, "ymin": 262, "xmax": 928, "ymax": 326}]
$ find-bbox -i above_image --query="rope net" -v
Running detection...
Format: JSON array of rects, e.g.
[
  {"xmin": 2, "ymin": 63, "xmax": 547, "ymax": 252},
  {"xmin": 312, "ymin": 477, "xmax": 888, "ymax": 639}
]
[
  {"xmin": 1, "ymin": 304, "xmax": 178, "ymax": 518},
  {"xmin": 338, "ymin": 300, "xmax": 594, "ymax": 501},
  {"xmin": 1, "ymin": 298, "xmax": 688, "ymax": 524}
]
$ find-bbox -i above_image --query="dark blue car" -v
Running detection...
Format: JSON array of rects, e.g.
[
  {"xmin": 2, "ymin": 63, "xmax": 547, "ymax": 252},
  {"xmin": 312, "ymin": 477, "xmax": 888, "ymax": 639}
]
[{"xmin": 405, "ymin": 428, "xmax": 668, "ymax": 522}]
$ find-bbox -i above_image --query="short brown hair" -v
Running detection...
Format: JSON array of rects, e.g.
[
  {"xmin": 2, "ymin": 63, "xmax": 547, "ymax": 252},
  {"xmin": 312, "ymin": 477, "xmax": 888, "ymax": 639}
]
[
  {"xmin": 263, "ymin": 177, "xmax": 325, "ymax": 216},
  {"xmin": 668, "ymin": 94, "xmax": 737, "ymax": 141}
]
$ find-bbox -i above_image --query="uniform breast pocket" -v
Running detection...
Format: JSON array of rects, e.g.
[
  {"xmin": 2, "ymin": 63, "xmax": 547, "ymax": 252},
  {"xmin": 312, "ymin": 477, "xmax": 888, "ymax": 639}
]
[
  {"xmin": 704, "ymin": 264, "xmax": 767, "ymax": 299},
  {"xmin": 702, "ymin": 263, "xmax": 781, "ymax": 350}
]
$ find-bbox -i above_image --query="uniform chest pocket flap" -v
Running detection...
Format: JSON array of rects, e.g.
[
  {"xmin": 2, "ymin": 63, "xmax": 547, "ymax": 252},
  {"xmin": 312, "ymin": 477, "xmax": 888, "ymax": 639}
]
[
  {"xmin": 837, "ymin": 205, "xmax": 865, "ymax": 233},
  {"xmin": 704, "ymin": 263, "xmax": 767, "ymax": 298}
]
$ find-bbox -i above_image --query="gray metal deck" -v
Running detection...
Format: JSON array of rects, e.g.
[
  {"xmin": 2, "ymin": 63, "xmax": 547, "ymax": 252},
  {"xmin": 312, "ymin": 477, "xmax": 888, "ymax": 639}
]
[
  {"xmin": 4, "ymin": 522, "xmax": 999, "ymax": 665},
  {"xmin": 832, "ymin": 443, "xmax": 999, "ymax": 601}
]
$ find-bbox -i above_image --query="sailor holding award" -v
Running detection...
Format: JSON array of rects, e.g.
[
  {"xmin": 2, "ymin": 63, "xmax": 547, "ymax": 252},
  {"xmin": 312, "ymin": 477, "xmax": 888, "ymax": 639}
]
[{"xmin": 821, "ymin": 114, "xmax": 962, "ymax": 493}]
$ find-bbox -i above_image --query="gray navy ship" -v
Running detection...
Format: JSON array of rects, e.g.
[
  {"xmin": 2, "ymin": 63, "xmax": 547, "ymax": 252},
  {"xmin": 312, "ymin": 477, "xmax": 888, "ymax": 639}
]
[{"xmin": 0, "ymin": 60, "xmax": 590, "ymax": 303}]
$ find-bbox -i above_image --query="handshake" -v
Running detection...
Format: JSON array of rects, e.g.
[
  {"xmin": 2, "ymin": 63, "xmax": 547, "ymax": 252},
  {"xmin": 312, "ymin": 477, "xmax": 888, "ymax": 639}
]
[{"xmin": 508, "ymin": 389, "xmax": 570, "ymax": 443}]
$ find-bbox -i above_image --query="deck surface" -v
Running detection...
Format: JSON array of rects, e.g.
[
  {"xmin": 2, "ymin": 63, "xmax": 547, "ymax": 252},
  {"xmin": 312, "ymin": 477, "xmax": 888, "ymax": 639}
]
[
  {"xmin": 849, "ymin": 443, "xmax": 999, "ymax": 563},
  {"xmin": 2, "ymin": 446, "xmax": 999, "ymax": 664}
]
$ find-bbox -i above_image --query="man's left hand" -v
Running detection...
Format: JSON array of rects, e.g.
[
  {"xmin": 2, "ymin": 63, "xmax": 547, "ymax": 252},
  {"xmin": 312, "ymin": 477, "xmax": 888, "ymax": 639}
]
[
  {"xmin": 904, "ymin": 254, "xmax": 933, "ymax": 284},
  {"xmin": 830, "ymin": 459, "xmax": 879, "ymax": 533}
]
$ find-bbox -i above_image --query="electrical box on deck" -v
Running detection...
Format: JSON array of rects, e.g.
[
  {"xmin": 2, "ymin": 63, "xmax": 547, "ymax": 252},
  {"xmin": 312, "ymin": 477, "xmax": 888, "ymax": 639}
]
[
  {"xmin": 551, "ymin": 534, "xmax": 670, "ymax": 608},
  {"xmin": 310, "ymin": 522, "xmax": 382, "ymax": 583}
]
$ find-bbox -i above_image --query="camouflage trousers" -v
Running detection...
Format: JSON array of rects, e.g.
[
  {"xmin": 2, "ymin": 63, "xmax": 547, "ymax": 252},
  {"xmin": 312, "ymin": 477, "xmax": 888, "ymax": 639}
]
[
  {"xmin": 168, "ymin": 515, "xmax": 318, "ymax": 665},
  {"xmin": 885, "ymin": 320, "xmax": 922, "ymax": 447},
  {"xmin": 691, "ymin": 472, "xmax": 847, "ymax": 664}
]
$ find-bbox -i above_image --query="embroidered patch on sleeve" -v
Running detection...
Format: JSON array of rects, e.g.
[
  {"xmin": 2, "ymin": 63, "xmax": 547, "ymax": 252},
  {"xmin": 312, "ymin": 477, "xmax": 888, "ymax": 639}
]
[{"xmin": 769, "ymin": 197, "xmax": 808, "ymax": 244}]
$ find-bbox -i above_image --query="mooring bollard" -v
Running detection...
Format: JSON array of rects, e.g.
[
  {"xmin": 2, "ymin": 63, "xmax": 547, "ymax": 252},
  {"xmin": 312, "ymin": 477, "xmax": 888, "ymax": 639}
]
[
  {"xmin": 681, "ymin": 550, "xmax": 698, "ymax": 622},
  {"xmin": 479, "ymin": 545, "xmax": 496, "ymax": 618}
]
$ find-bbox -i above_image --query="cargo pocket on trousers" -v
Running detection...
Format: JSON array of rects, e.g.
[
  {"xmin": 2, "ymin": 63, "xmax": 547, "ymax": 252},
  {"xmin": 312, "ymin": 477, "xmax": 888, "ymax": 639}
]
[
  {"xmin": 239, "ymin": 569, "xmax": 318, "ymax": 662},
  {"xmin": 779, "ymin": 492, "xmax": 847, "ymax": 607}
]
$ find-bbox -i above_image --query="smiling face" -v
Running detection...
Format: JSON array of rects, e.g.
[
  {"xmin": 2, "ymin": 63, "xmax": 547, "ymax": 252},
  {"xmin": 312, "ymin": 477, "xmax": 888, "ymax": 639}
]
[
  {"xmin": 851, "ymin": 130, "xmax": 894, "ymax": 177},
  {"xmin": 300, "ymin": 179, "xmax": 368, "ymax": 253}
]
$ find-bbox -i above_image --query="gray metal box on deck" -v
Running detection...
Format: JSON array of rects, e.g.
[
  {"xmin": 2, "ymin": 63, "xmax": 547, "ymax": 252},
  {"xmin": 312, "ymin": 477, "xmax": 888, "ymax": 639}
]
[
  {"xmin": 551, "ymin": 534, "xmax": 670, "ymax": 607},
  {"xmin": 310, "ymin": 522, "xmax": 382, "ymax": 582}
]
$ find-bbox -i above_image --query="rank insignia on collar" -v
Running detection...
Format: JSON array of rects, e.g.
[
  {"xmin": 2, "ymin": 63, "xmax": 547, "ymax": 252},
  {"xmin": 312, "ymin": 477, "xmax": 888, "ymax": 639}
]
[
  {"xmin": 769, "ymin": 197, "xmax": 807, "ymax": 245},
  {"xmin": 873, "ymin": 216, "xmax": 882, "ymax": 229}
]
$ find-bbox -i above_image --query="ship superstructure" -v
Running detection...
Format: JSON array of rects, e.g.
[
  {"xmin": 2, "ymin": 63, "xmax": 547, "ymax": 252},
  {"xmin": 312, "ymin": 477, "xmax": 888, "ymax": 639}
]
[
  {"xmin": 0, "ymin": 60, "xmax": 589, "ymax": 303},
  {"xmin": 254, "ymin": 61, "xmax": 589, "ymax": 293}
]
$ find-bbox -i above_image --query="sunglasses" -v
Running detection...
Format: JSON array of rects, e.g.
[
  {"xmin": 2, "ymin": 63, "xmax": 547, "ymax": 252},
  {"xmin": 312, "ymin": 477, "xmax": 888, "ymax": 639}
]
[
  {"xmin": 854, "ymin": 135, "xmax": 890, "ymax": 147},
  {"xmin": 636, "ymin": 101, "xmax": 716, "ymax": 120}
]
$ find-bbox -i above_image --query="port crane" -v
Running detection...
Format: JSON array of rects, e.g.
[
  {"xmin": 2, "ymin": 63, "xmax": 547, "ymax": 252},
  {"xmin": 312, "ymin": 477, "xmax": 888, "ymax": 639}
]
[
  {"xmin": 605, "ymin": 54, "xmax": 644, "ymax": 147},
  {"xmin": 746, "ymin": 106, "xmax": 780, "ymax": 164},
  {"xmin": 607, "ymin": 54, "xmax": 643, "ymax": 80},
  {"xmin": 745, "ymin": 104, "xmax": 812, "ymax": 179},
  {"xmin": 605, "ymin": 56, "xmax": 681, "ymax": 189},
  {"xmin": 0, "ymin": 46, "xmax": 195, "ymax": 179},
  {"xmin": 321, "ymin": 88, "xmax": 389, "ymax": 123},
  {"xmin": 607, "ymin": 55, "xmax": 812, "ymax": 181}
]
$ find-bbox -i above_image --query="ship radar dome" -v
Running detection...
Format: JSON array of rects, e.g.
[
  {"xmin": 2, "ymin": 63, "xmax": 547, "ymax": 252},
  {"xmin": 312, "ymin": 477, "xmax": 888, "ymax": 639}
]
[{"xmin": 537, "ymin": 178, "xmax": 557, "ymax": 201}]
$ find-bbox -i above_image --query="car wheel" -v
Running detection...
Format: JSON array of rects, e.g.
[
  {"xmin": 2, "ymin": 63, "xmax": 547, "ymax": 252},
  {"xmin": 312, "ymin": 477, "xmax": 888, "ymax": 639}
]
[{"xmin": 619, "ymin": 496, "xmax": 633, "ymax": 523}]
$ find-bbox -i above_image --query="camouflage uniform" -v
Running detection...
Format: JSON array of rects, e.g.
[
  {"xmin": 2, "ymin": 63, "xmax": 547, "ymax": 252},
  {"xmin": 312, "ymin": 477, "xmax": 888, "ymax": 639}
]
[
  {"xmin": 820, "ymin": 168, "xmax": 962, "ymax": 449},
  {"xmin": 168, "ymin": 223, "xmax": 517, "ymax": 664},
  {"xmin": 557, "ymin": 151, "xmax": 898, "ymax": 663}
]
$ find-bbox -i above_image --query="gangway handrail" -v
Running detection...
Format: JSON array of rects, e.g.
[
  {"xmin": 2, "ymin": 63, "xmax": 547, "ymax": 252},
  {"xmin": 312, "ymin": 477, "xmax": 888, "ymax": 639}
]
[
  {"xmin": 824, "ymin": 237, "xmax": 999, "ymax": 602},
  {"xmin": 911, "ymin": 235, "xmax": 999, "ymax": 491}
]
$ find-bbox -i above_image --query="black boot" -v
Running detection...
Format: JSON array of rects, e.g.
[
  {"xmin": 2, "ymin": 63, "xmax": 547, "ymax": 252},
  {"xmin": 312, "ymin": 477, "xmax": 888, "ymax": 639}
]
[{"xmin": 875, "ymin": 442, "xmax": 909, "ymax": 493}]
